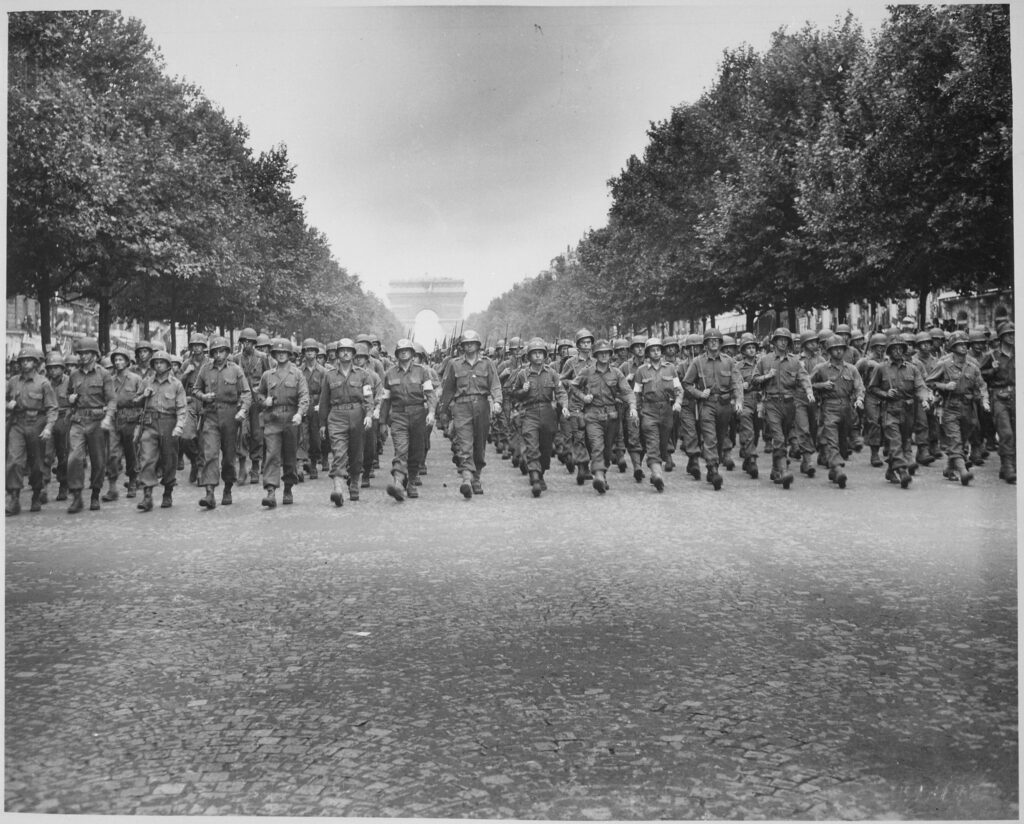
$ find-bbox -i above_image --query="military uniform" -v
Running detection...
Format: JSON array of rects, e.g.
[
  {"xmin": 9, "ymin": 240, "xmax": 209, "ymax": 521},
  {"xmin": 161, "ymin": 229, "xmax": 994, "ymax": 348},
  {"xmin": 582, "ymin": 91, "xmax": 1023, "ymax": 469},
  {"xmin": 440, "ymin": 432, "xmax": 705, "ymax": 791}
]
[
  {"xmin": 319, "ymin": 360, "xmax": 374, "ymax": 503},
  {"xmin": 44, "ymin": 360, "xmax": 73, "ymax": 499},
  {"xmin": 574, "ymin": 351, "xmax": 634, "ymax": 493},
  {"xmin": 681, "ymin": 345, "xmax": 743, "ymax": 488},
  {"xmin": 104, "ymin": 361, "xmax": 144, "ymax": 500},
  {"xmin": 67, "ymin": 354, "xmax": 116, "ymax": 509},
  {"xmin": 299, "ymin": 354, "xmax": 327, "ymax": 478},
  {"xmin": 231, "ymin": 344, "xmax": 270, "ymax": 482},
  {"xmin": 809, "ymin": 350, "xmax": 865, "ymax": 485},
  {"xmin": 979, "ymin": 326, "xmax": 1016, "ymax": 483},
  {"xmin": 512, "ymin": 344, "xmax": 569, "ymax": 495},
  {"xmin": 559, "ymin": 351, "xmax": 595, "ymax": 481},
  {"xmin": 439, "ymin": 347, "xmax": 500, "ymax": 496},
  {"xmin": 925, "ymin": 342, "xmax": 988, "ymax": 485},
  {"xmin": 751, "ymin": 335, "xmax": 813, "ymax": 488},
  {"xmin": 192, "ymin": 352, "xmax": 252, "ymax": 505},
  {"xmin": 632, "ymin": 346, "xmax": 683, "ymax": 491},
  {"xmin": 256, "ymin": 356, "xmax": 310, "ymax": 504},
  {"xmin": 866, "ymin": 349, "xmax": 929, "ymax": 484},
  {"xmin": 382, "ymin": 354, "xmax": 436, "ymax": 499},
  {"xmin": 135, "ymin": 362, "xmax": 188, "ymax": 508},
  {"xmin": 6, "ymin": 366, "xmax": 58, "ymax": 512}
]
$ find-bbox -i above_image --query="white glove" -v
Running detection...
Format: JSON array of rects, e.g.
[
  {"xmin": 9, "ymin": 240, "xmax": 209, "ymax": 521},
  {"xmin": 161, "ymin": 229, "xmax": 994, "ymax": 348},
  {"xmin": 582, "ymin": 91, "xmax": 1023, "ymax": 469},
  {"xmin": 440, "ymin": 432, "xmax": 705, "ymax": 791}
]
[
  {"xmin": 629, "ymin": 407, "xmax": 639, "ymax": 420},
  {"xmin": 363, "ymin": 415, "xmax": 373, "ymax": 430},
  {"xmin": 40, "ymin": 428, "xmax": 52, "ymax": 440},
  {"xmin": 672, "ymin": 401, "xmax": 682, "ymax": 413},
  {"xmin": 172, "ymin": 425, "xmax": 183, "ymax": 437},
  {"xmin": 291, "ymin": 413, "xmax": 302, "ymax": 425},
  {"xmin": 561, "ymin": 407, "xmax": 571, "ymax": 420},
  {"xmin": 490, "ymin": 401, "xmax": 502, "ymax": 415},
  {"xmin": 100, "ymin": 416, "xmax": 114, "ymax": 432},
  {"xmin": 734, "ymin": 400, "xmax": 743, "ymax": 414},
  {"xmin": 372, "ymin": 407, "xmax": 380, "ymax": 420}
]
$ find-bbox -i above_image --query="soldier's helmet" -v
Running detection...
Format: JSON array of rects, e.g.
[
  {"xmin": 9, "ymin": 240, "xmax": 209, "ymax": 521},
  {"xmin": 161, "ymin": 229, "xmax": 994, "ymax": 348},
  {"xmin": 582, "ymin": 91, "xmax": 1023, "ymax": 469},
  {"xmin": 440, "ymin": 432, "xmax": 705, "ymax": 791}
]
[
  {"xmin": 836, "ymin": 323, "xmax": 852, "ymax": 335},
  {"xmin": 207, "ymin": 335, "xmax": 231, "ymax": 353},
  {"xmin": 461, "ymin": 330, "xmax": 482, "ymax": 347},
  {"xmin": 169, "ymin": 353, "xmax": 183, "ymax": 367},
  {"xmin": 394, "ymin": 338, "xmax": 415, "ymax": 355},
  {"xmin": 592, "ymin": 339, "xmax": 613, "ymax": 355},
  {"xmin": 134, "ymin": 339, "xmax": 153, "ymax": 353},
  {"xmin": 899, "ymin": 332, "xmax": 917, "ymax": 347},
  {"xmin": 914, "ymin": 331, "xmax": 933, "ymax": 344},
  {"xmin": 507, "ymin": 336, "xmax": 523, "ymax": 350},
  {"xmin": 526, "ymin": 337, "xmax": 548, "ymax": 355},
  {"xmin": 369, "ymin": 334, "xmax": 382, "ymax": 345},
  {"xmin": 189, "ymin": 332, "xmax": 208, "ymax": 348},
  {"xmin": 629, "ymin": 334, "xmax": 648, "ymax": 348},
  {"xmin": 45, "ymin": 351, "xmax": 66, "ymax": 368},
  {"xmin": 269, "ymin": 337, "xmax": 293, "ymax": 355},
  {"xmin": 109, "ymin": 346, "xmax": 133, "ymax": 363},
  {"xmin": 412, "ymin": 342, "xmax": 428, "ymax": 358},
  {"xmin": 100, "ymin": 356, "xmax": 113, "ymax": 369},
  {"xmin": 968, "ymin": 328, "xmax": 988, "ymax": 344},
  {"xmin": 948, "ymin": 331, "xmax": 969, "ymax": 348},
  {"xmin": 849, "ymin": 329, "xmax": 865, "ymax": 344},
  {"xmin": 16, "ymin": 346, "xmax": 44, "ymax": 362},
  {"xmin": 325, "ymin": 340, "xmax": 339, "ymax": 354},
  {"xmin": 770, "ymin": 328, "xmax": 793, "ymax": 344},
  {"xmin": 868, "ymin": 333, "xmax": 889, "ymax": 348},
  {"xmin": 76, "ymin": 337, "xmax": 101, "ymax": 356},
  {"xmin": 151, "ymin": 349, "xmax": 172, "ymax": 367},
  {"xmin": 354, "ymin": 333, "xmax": 372, "ymax": 346},
  {"xmin": 816, "ymin": 328, "xmax": 833, "ymax": 343},
  {"xmin": 644, "ymin": 337, "xmax": 663, "ymax": 352},
  {"xmin": 998, "ymin": 321, "xmax": 1015, "ymax": 338},
  {"xmin": 337, "ymin": 338, "xmax": 356, "ymax": 352},
  {"xmin": 612, "ymin": 337, "xmax": 629, "ymax": 351},
  {"xmin": 686, "ymin": 333, "xmax": 704, "ymax": 348},
  {"xmin": 238, "ymin": 328, "xmax": 259, "ymax": 343},
  {"xmin": 722, "ymin": 335, "xmax": 737, "ymax": 349},
  {"xmin": 663, "ymin": 335, "xmax": 678, "ymax": 349},
  {"xmin": 703, "ymin": 327, "xmax": 724, "ymax": 342},
  {"xmin": 557, "ymin": 338, "xmax": 572, "ymax": 350},
  {"xmin": 495, "ymin": 338, "xmax": 506, "ymax": 350},
  {"xmin": 739, "ymin": 332, "xmax": 758, "ymax": 348},
  {"xmin": 825, "ymin": 335, "xmax": 846, "ymax": 351},
  {"xmin": 884, "ymin": 335, "xmax": 907, "ymax": 353},
  {"xmin": 574, "ymin": 328, "xmax": 594, "ymax": 346},
  {"xmin": 301, "ymin": 337, "xmax": 319, "ymax": 352},
  {"xmin": 152, "ymin": 339, "xmax": 167, "ymax": 351},
  {"xmin": 255, "ymin": 334, "xmax": 272, "ymax": 349},
  {"xmin": 354, "ymin": 341, "xmax": 370, "ymax": 357},
  {"xmin": 930, "ymin": 327, "xmax": 947, "ymax": 342}
]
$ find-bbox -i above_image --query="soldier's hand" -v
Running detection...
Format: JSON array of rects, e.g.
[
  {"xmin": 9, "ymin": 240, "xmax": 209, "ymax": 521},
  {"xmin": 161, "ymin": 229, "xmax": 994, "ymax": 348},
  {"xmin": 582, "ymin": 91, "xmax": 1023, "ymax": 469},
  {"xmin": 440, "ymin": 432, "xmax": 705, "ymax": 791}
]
[
  {"xmin": 143, "ymin": 386, "xmax": 155, "ymax": 398},
  {"xmin": 172, "ymin": 426, "xmax": 183, "ymax": 438},
  {"xmin": 363, "ymin": 415, "xmax": 373, "ymax": 430},
  {"xmin": 291, "ymin": 413, "xmax": 302, "ymax": 425},
  {"xmin": 887, "ymin": 388, "xmax": 898, "ymax": 398},
  {"xmin": 822, "ymin": 380, "xmax": 835, "ymax": 390},
  {"xmin": 806, "ymin": 392, "xmax": 815, "ymax": 404},
  {"xmin": 372, "ymin": 408, "xmax": 381, "ymax": 420},
  {"xmin": 582, "ymin": 393, "xmax": 594, "ymax": 404},
  {"xmin": 68, "ymin": 393, "xmax": 79, "ymax": 405},
  {"xmin": 426, "ymin": 411, "xmax": 435, "ymax": 427},
  {"xmin": 561, "ymin": 407, "xmax": 571, "ymax": 420},
  {"xmin": 734, "ymin": 400, "xmax": 743, "ymax": 414},
  {"xmin": 945, "ymin": 381, "xmax": 958, "ymax": 392},
  {"xmin": 854, "ymin": 398, "xmax": 864, "ymax": 410},
  {"xmin": 982, "ymin": 400, "xmax": 991, "ymax": 413},
  {"xmin": 40, "ymin": 428, "xmax": 52, "ymax": 440},
  {"xmin": 629, "ymin": 407, "xmax": 638, "ymax": 420},
  {"xmin": 490, "ymin": 401, "xmax": 501, "ymax": 415},
  {"xmin": 672, "ymin": 401, "xmax": 682, "ymax": 413},
  {"xmin": 234, "ymin": 411, "xmax": 246, "ymax": 422},
  {"xmin": 5, "ymin": 400, "xmax": 15, "ymax": 411},
  {"xmin": 204, "ymin": 392, "xmax": 216, "ymax": 402},
  {"xmin": 764, "ymin": 369, "xmax": 776, "ymax": 380},
  {"xmin": 100, "ymin": 416, "xmax": 114, "ymax": 431},
  {"xmin": 263, "ymin": 397, "xmax": 273, "ymax": 408},
  {"xmin": 700, "ymin": 388, "xmax": 711, "ymax": 399},
  {"xmin": 921, "ymin": 400, "xmax": 930, "ymax": 411}
]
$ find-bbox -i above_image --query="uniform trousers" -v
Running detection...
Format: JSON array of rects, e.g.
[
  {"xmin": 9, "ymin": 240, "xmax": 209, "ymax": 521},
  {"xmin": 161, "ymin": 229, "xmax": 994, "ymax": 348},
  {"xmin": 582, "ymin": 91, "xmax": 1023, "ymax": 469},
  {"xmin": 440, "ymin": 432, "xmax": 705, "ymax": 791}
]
[
  {"xmin": 992, "ymin": 394, "xmax": 1015, "ymax": 460},
  {"xmin": 522, "ymin": 404, "xmax": 557, "ymax": 474},
  {"xmin": 585, "ymin": 408, "xmax": 619, "ymax": 474},
  {"xmin": 881, "ymin": 400, "xmax": 917, "ymax": 471},
  {"xmin": 68, "ymin": 414, "xmax": 108, "ymax": 491},
  {"xmin": 390, "ymin": 406, "xmax": 426, "ymax": 480},
  {"xmin": 451, "ymin": 397, "xmax": 489, "ymax": 475},
  {"xmin": 7, "ymin": 415, "xmax": 47, "ymax": 492},
  {"xmin": 138, "ymin": 414, "xmax": 179, "ymax": 488},
  {"xmin": 819, "ymin": 400, "xmax": 854, "ymax": 468},
  {"xmin": 763, "ymin": 396, "xmax": 797, "ymax": 459},
  {"xmin": 640, "ymin": 401, "xmax": 673, "ymax": 468},
  {"xmin": 45, "ymin": 411, "xmax": 71, "ymax": 486},
  {"xmin": 938, "ymin": 399, "xmax": 976, "ymax": 463},
  {"xmin": 263, "ymin": 416, "xmax": 299, "ymax": 489},
  {"xmin": 327, "ymin": 405, "xmax": 364, "ymax": 481},
  {"xmin": 199, "ymin": 406, "xmax": 240, "ymax": 487},
  {"xmin": 106, "ymin": 413, "xmax": 140, "ymax": 482},
  {"xmin": 699, "ymin": 398, "xmax": 734, "ymax": 467}
]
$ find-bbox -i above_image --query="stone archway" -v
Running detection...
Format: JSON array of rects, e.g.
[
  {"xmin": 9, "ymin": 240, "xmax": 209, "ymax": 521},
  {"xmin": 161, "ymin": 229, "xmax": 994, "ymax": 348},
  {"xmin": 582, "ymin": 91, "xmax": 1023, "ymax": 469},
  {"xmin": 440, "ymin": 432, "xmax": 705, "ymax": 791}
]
[{"xmin": 386, "ymin": 278, "xmax": 467, "ymax": 337}]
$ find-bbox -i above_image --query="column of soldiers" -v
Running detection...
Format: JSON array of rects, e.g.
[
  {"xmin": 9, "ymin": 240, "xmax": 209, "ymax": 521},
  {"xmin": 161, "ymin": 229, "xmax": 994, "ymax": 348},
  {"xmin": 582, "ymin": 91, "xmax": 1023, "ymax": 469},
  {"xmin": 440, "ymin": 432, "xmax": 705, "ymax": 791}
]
[{"xmin": 6, "ymin": 318, "xmax": 1016, "ymax": 516}]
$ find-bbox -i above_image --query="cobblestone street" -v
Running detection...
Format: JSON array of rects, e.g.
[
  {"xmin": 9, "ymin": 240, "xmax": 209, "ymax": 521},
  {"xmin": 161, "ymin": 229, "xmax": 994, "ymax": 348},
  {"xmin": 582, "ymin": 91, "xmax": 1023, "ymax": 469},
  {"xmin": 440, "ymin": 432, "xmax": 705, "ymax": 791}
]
[{"xmin": 5, "ymin": 436, "xmax": 1018, "ymax": 818}]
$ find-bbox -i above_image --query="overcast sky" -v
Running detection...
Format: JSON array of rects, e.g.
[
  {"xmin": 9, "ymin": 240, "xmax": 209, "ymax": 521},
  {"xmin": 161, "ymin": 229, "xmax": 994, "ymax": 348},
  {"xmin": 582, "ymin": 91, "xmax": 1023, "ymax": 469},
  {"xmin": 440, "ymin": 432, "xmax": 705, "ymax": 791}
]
[{"xmin": 113, "ymin": 1, "xmax": 892, "ymax": 316}]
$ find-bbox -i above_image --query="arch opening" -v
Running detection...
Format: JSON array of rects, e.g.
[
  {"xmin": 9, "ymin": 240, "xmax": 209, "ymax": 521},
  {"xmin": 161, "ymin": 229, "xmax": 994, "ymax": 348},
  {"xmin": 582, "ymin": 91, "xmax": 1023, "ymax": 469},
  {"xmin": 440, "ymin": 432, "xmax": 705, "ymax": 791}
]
[{"xmin": 412, "ymin": 309, "xmax": 444, "ymax": 350}]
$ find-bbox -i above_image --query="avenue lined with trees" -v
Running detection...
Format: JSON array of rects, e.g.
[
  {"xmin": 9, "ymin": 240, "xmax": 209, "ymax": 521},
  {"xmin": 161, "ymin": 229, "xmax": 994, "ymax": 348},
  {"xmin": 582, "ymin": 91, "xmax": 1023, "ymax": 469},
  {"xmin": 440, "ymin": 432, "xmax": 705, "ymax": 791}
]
[{"xmin": 467, "ymin": 6, "xmax": 1011, "ymax": 341}]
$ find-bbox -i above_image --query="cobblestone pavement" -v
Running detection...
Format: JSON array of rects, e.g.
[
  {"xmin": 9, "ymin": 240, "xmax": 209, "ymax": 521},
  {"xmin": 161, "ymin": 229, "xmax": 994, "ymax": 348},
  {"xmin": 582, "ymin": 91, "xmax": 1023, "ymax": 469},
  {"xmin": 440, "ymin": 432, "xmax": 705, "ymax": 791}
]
[{"xmin": 6, "ymin": 435, "xmax": 1018, "ymax": 818}]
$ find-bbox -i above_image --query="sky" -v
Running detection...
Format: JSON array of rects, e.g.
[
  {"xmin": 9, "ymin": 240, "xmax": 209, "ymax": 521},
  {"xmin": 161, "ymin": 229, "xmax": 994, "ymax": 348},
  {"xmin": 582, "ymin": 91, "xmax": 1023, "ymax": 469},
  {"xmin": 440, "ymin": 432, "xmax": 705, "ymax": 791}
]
[{"xmin": 39, "ymin": 1, "xmax": 896, "ymax": 322}]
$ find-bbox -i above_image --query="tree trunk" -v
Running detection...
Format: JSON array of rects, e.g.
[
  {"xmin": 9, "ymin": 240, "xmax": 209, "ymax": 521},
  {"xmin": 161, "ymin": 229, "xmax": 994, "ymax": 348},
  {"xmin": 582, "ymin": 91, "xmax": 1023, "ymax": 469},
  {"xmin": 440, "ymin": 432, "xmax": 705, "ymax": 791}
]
[
  {"xmin": 918, "ymin": 280, "xmax": 930, "ymax": 329},
  {"xmin": 38, "ymin": 272, "xmax": 52, "ymax": 353},
  {"xmin": 708, "ymin": 315, "xmax": 716, "ymax": 329},
  {"xmin": 746, "ymin": 307, "xmax": 757, "ymax": 333},
  {"xmin": 837, "ymin": 302, "xmax": 848, "ymax": 325},
  {"xmin": 98, "ymin": 291, "xmax": 111, "ymax": 354},
  {"xmin": 169, "ymin": 292, "xmax": 177, "ymax": 353},
  {"xmin": 787, "ymin": 307, "xmax": 798, "ymax": 331}
]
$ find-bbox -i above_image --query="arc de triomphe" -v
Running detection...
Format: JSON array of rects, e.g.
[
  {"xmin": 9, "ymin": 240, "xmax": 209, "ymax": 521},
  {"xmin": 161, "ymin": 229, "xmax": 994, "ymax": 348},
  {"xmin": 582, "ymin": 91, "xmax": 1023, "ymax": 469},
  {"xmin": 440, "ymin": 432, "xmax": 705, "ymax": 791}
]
[{"xmin": 386, "ymin": 278, "xmax": 467, "ymax": 335}]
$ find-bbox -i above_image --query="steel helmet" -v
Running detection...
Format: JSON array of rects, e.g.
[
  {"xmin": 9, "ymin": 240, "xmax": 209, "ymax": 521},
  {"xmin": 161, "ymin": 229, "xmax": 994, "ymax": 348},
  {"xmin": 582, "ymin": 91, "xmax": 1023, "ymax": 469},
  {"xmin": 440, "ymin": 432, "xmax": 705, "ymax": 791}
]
[
  {"xmin": 394, "ymin": 338, "xmax": 415, "ymax": 355},
  {"xmin": 574, "ymin": 328, "xmax": 594, "ymax": 346},
  {"xmin": 684, "ymin": 333, "xmax": 703, "ymax": 348},
  {"xmin": 884, "ymin": 335, "xmax": 906, "ymax": 353},
  {"xmin": 998, "ymin": 321, "xmax": 1015, "ymax": 338},
  {"xmin": 354, "ymin": 341, "xmax": 370, "ymax": 357},
  {"xmin": 507, "ymin": 336, "xmax": 523, "ymax": 350},
  {"xmin": 269, "ymin": 337, "xmax": 292, "ymax": 354},
  {"xmin": 703, "ymin": 327, "xmax": 724, "ymax": 342},
  {"xmin": 825, "ymin": 335, "xmax": 846, "ymax": 351},
  {"xmin": 836, "ymin": 323, "xmax": 852, "ymax": 335},
  {"xmin": 337, "ymin": 338, "xmax": 356, "ymax": 352},
  {"xmin": 150, "ymin": 349, "xmax": 172, "ymax": 366},
  {"xmin": 369, "ymin": 333, "xmax": 382, "ymax": 345},
  {"xmin": 592, "ymin": 339, "xmax": 613, "ymax": 355},
  {"xmin": 948, "ymin": 331, "xmax": 969, "ymax": 347},
  {"xmin": 817, "ymin": 328, "xmax": 833, "ymax": 343},
  {"xmin": 45, "ymin": 351, "xmax": 66, "ymax": 368},
  {"xmin": 300, "ymin": 337, "xmax": 319, "ymax": 352},
  {"xmin": 525, "ymin": 337, "xmax": 548, "ymax": 355},
  {"xmin": 99, "ymin": 356, "xmax": 112, "ymax": 369},
  {"xmin": 238, "ymin": 328, "xmax": 258, "ymax": 343},
  {"xmin": 556, "ymin": 338, "xmax": 571, "ymax": 350},
  {"xmin": 134, "ymin": 339, "xmax": 153, "ymax": 353},
  {"xmin": 76, "ymin": 337, "xmax": 100, "ymax": 356},
  {"xmin": 168, "ymin": 353, "xmax": 183, "ymax": 367},
  {"xmin": 722, "ymin": 335, "xmax": 737, "ymax": 349},
  {"xmin": 188, "ymin": 332, "xmax": 208, "ymax": 348},
  {"xmin": 914, "ymin": 331, "xmax": 933, "ymax": 344},
  {"xmin": 868, "ymin": 333, "xmax": 888, "ymax": 349},
  {"xmin": 770, "ymin": 328, "xmax": 793, "ymax": 344},
  {"xmin": 255, "ymin": 334, "xmax": 272, "ymax": 349},
  {"xmin": 629, "ymin": 334, "xmax": 648, "ymax": 348},
  {"xmin": 109, "ymin": 346, "xmax": 132, "ymax": 362},
  {"xmin": 207, "ymin": 335, "xmax": 230, "ymax": 353},
  {"xmin": 460, "ymin": 330, "xmax": 482, "ymax": 346},
  {"xmin": 612, "ymin": 337, "xmax": 629, "ymax": 351},
  {"xmin": 849, "ymin": 329, "xmax": 865, "ymax": 344},
  {"xmin": 968, "ymin": 328, "xmax": 988, "ymax": 344},
  {"xmin": 930, "ymin": 327, "xmax": 947, "ymax": 341},
  {"xmin": 354, "ymin": 333, "xmax": 372, "ymax": 345},
  {"xmin": 662, "ymin": 335, "xmax": 678, "ymax": 348},
  {"xmin": 899, "ymin": 332, "xmax": 917, "ymax": 347},
  {"xmin": 16, "ymin": 346, "xmax": 43, "ymax": 362},
  {"xmin": 412, "ymin": 342, "xmax": 428, "ymax": 358},
  {"xmin": 546, "ymin": 343, "xmax": 556, "ymax": 355},
  {"xmin": 739, "ymin": 332, "xmax": 758, "ymax": 348},
  {"xmin": 644, "ymin": 337, "xmax": 663, "ymax": 352},
  {"xmin": 324, "ymin": 340, "xmax": 339, "ymax": 354}
]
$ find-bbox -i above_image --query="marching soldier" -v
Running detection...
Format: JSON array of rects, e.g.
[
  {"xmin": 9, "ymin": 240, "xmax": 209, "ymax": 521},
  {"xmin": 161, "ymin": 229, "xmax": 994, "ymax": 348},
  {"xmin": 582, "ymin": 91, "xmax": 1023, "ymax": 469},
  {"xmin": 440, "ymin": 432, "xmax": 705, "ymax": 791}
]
[
  {"xmin": 178, "ymin": 333, "xmax": 209, "ymax": 485},
  {"xmin": 192, "ymin": 335, "xmax": 252, "ymax": 508},
  {"xmin": 795, "ymin": 330, "xmax": 824, "ymax": 477},
  {"xmin": 134, "ymin": 348, "xmax": 187, "ymax": 511},
  {"xmin": 574, "ymin": 339, "xmax": 635, "ymax": 495},
  {"xmin": 6, "ymin": 347, "xmax": 57, "ymax": 515},
  {"xmin": 231, "ymin": 328, "xmax": 269, "ymax": 484},
  {"xmin": 353, "ymin": 340, "xmax": 383, "ymax": 488},
  {"xmin": 439, "ymin": 331, "xmax": 500, "ymax": 498},
  {"xmin": 43, "ymin": 350, "xmax": 73, "ymax": 501},
  {"xmin": 256, "ymin": 338, "xmax": 309, "ymax": 508},
  {"xmin": 681, "ymin": 328, "xmax": 744, "ymax": 491},
  {"xmin": 559, "ymin": 328, "xmax": 596, "ymax": 484},
  {"xmin": 925, "ymin": 331, "xmax": 989, "ymax": 486},
  {"xmin": 809, "ymin": 335, "xmax": 866, "ymax": 489},
  {"xmin": 621, "ymin": 334, "xmax": 649, "ymax": 481},
  {"xmin": 857, "ymin": 333, "xmax": 889, "ymax": 468},
  {"xmin": 979, "ymin": 321, "xmax": 1015, "ymax": 484},
  {"xmin": 319, "ymin": 338, "xmax": 374, "ymax": 506},
  {"xmin": 66, "ymin": 337, "xmax": 116, "ymax": 512},
  {"xmin": 381, "ymin": 339, "xmax": 436, "ymax": 501},
  {"xmin": 512, "ymin": 337, "xmax": 570, "ymax": 497},
  {"xmin": 676, "ymin": 334, "xmax": 704, "ymax": 480},
  {"xmin": 750, "ymin": 328, "xmax": 814, "ymax": 490},
  {"xmin": 130, "ymin": 339, "xmax": 156, "ymax": 381},
  {"xmin": 735, "ymin": 332, "xmax": 762, "ymax": 478},
  {"xmin": 866, "ymin": 335, "xmax": 930, "ymax": 488},
  {"xmin": 632, "ymin": 337, "xmax": 684, "ymax": 492},
  {"xmin": 911, "ymin": 330, "xmax": 941, "ymax": 466},
  {"xmin": 102, "ymin": 346, "xmax": 143, "ymax": 501},
  {"xmin": 414, "ymin": 342, "xmax": 440, "ymax": 477},
  {"xmin": 299, "ymin": 338, "xmax": 327, "ymax": 479}
]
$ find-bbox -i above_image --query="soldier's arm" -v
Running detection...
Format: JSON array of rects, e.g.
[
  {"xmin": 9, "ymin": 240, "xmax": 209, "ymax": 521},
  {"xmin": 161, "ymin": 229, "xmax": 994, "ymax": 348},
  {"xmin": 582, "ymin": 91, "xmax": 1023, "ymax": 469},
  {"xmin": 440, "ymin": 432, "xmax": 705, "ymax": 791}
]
[
  {"xmin": 437, "ymin": 361, "xmax": 455, "ymax": 411},
  {"xmin": 102, "ymin": 371, "xmax": 117, "ymax": 418},
  {"xmin": 730, "ymin": 359, "xmax": 744, "ymax": 406},
  {"xmin": 236, "ymin": 369, "xmax": 252, "ymax": 415},
  {"xmin": 360, "ymin": 373, "xmax": 374, "ymax": 419},
  {"xmin": 614, "ymin": 369, "xmax": 637, "ymax": 414},
  {"xmin": 680, "ymin": 360, "xmax": 701, "ymax": 398},
  {"xmin": 487, "ymin": 361, "xmax": 503, "ymax": 406},
  {"xmin": 851, "ymin": 365, "xmax": 866, "ymax": 405},
  {"xmin": 554, "ymin": 368, "xmax": 570, "ymax": 408},
  {"xmin": 296, "ymin": 370, "xmax": 310, "ymax": 417},
  {"xmin": 318, "ymin": 377, "xmax": 332, "ymax": 430},
  {"xmin": 42, "ymin": 379, "xmax": 59, "ymax": 428}
]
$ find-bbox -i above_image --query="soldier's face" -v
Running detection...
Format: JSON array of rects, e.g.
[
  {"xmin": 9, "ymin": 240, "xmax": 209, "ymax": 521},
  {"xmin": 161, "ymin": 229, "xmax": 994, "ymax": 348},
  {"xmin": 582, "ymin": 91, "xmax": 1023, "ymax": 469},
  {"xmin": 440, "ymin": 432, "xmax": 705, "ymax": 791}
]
[
  {"xmin": 1002, "ymin": 333, "xmax": 1014, "ymax": 347},
  {"xmin": 706, "ymin": 338, "xmax": 721, "ymax": 354},
  {"xmin": 952, "ymin": 343, "xmax": 968, "ymax": 357},
  {"xmin": 257, "ymin": 346, "xmax": 271, "ymax": 356},
  {"xmin": 191, "ymin": 345, "xmax": 206, "ymax": 357},
  {"xmin": 804, "ymin": 341, "xmax": 819, "ymax": 355},
  {"xmin": 304, "ymin": 349, "xmax": 318, "ymax": 362},
  {"xmin": 397, "ymin": 348, "xmax": 413, "ymax": 364},
  {"xmin": 274, "ymin": 352, "xmax": 290, "ymax": 365},
  {"xmin": 578, "ymin": 338, "xmax": 593, "ymax": 354},
  {"xmin": 529, "ymin": 350, "xmax": 545, "ymax": 365},
  {"xmin": 137, "ymin": 349, "xmax": 152, "ymax": 363},
  {"xmin": 614, "ymin": 349, "xmax": 627, "ymax": 360},
  {"xmin": 462, "ymin": 343, "xmax": 481, "ymax": 359},
  {"xmin": 741, "ymin": 345, "xmax": 757, "ymax": 359},
  {"xmin": 647, "ymin": 346, "xmax": 661, "ymax": 361},
  {"xmin": 18, "ymin": 358, "xmax": 37, "ymax": 376},
  {"xmin": 829, "ymin": 347, "xmax": 846, "ymax": 362},
  {"xmin": 917, "ymin": 341, "xmax": 932, "ymax": 356},
  {"xmin": 46, "ymin": 366, "xmax": 64, "ymax": 381},
  {"xmin": 630, "ymin": 345, "xmax": 644, "ymax": 358},
  {"xmin": 773, "ymin": 339, "xmax": 789, "ymax": 355},
  {"xmin": 80, "ymin": 352, "xmax": 97, "ymax": 369},
  {"xmin": 595, "ymin": 350, "xmax": 610, "ymax": 365},
  {"xmin": 242, "ymin": 340, "xmax": 255, "ymax": 353},
  {"xmin": 213, "ymin": 348, "xmax": 229, "ymax": 365},
  {"xmin": 338, "ymin": 348, "xmax": 354, "ymax": 364},
  {"xmin": 112, "ymin": 355, "xmax": 130, "ymax": 372},
  {"xmin": 153, "ymin": 360, "xmax": 170, "ymax": 376}
]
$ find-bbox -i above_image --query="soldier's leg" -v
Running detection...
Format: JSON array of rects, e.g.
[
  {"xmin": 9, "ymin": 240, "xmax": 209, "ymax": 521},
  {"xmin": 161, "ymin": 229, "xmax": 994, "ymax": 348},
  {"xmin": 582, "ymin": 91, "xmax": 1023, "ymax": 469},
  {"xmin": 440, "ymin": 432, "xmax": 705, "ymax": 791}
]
[
  {"xmin": 585, "ymin": 415, "xmax": 607, "ymax": 476},
  {"xmin": 281, "ymin": 423, "xmax": 299, "ymax": 491},
  {"xmin": 306, "ymin": 413, "xmax": 321, "ymax": 476},
  {"xmin": 992, "ymin": 396, "xmax": 1015, "ymax": 481},
  {"xmin": 522, "ymin": 409, "xmax": 542, "ymax": 474},
  {"xmin": 137, "ymin": 426, "xmax": 160, "ymax": 489},
  {"xmin": 537, "ymin": 407, "xmax": 556, "ymax": 474},
  {"xmin": 570, "ymin": 411, "xmax": 590, "ymax": 471},
  {"xmin": 200, "ymin": 416, "xmax": 223, "ymax": 487},
  {"xmin": 820, "ymin": 403, "xmax": 842, "ymax": 469},
  {"xmin": 699, "ymin": 402, "xmax": 718, "ymax": 469},
  {"xmin": 158, "ymin": 420, "xmax": 179, "ymax": 489},
  {"xmin": 6, "ymin": 422, "xmax": 28, "ymax": 495},
  {"xmin": 67, "ymin": 420, "xmax": 87, "ymax": 493},
  {"xmin": 390, "ymin": 412, "xmax": 411, "ymax": 480},
  {"xmin": 248, "ymin": 406, "xmax": 264, "ymax": 476},
  {"xmin": 362, "ymin": 424, "xmax": 376, "ymax": 483},
  {"xmin": 328, "ymin": 417, "xmax": 348, "ymax": 479},
  {"xmin": 105, "ymin": 420, "xmax": 124, "ymax": 486},
  {"xmin": 263, "ymin": 426, "xmax": 283, "ymax": 489},
  {"xmin": 347, "ymin": 412, "xmax": 365, "ymax": 486},
  {"xmin": 25, "ymin": 420, "xmax": 46, "ymax": 495},
  {"xmin": 220, "ymin": 413, "xmax": 239, "ymax": 488},
  {"xmin": 405, "ymin": 408, "xmax": 426, "ymax": 482},
  {"xmin": 85, "ymin": 420, "xmax": 108, "ymax": 494}
]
